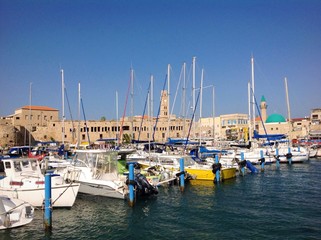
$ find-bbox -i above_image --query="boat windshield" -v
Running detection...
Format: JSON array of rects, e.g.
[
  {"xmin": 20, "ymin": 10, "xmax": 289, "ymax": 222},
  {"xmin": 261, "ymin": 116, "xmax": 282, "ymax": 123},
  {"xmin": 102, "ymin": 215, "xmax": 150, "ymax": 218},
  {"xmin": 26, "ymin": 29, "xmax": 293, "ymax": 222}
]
[
  {"xmin": 73, "ymin": 151, "xmax": 118, "ymax": 173},
  {"xmin": 157, "ymin": 155, "xmax": 196, "ymax": 167},
  {"xmin": 183, "ymin": 156, "xmax": 197, "ymax": 167}
]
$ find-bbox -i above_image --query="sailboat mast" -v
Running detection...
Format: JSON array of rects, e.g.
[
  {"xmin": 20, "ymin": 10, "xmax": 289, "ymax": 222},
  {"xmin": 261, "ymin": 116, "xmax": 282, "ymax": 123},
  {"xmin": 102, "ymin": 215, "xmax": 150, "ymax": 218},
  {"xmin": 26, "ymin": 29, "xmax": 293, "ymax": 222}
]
[
  {"xmin": 285, "ymin": 77, "xmax": 292, "ymax": 139},
  {"xmin": 212, "ymin": 85, "xmax": 215, "ymax": 143},
  {"xmin": 149, "ymin": 75, "xmax": 153, "ymax": 149},
  {"xmin": 29, "ymin": 82, "xmax": 32, "ymax": 150},
  {"xmin": 77, "ymin": 82, "xmax": 81, "ymax": 149},
  {"xmin": 61, "ymin": 69, "xmax": 65, "ymax": 146},
  {"xmin": 192, "ymin": 56, "xmax": 196, "ymax": 138},
  {"xmin": 183, "ymin": 62, "xmax": 186, "ymax": 138},
  {"xmin": 116, "ymin": 91, "xmax": 119, "ymax": 145},
  {"xmin": 285, "ymin": 77, "xmax": 291, "ymax": 122},
  {"xmin": 151, "ymin": 75, "xmax": 154, "ymax": 123},
  {"xmin": 167, "ymin": 64, "xmax": 170, "ymax": 140},
  {"xmin": 130, "ymin": 68, "xmax": 134, "ymax": 142},
  {"xmin": 251, "ymin": 56, "xmax": 255, "ymax": 136},
  {"xmin": 248, "ymin": 81, "xmax": 252, "ymax": 141},
  {"xmin": 199, "ymin": 68, "xmax": 204, "ymax": 145}
]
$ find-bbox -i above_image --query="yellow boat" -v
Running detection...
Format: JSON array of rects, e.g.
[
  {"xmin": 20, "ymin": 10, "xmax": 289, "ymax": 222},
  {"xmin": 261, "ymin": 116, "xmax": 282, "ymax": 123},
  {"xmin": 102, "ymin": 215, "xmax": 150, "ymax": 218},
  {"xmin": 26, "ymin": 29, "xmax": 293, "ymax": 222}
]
[
  {"xmin": 127, "ymin": 153, "xmax": 236, "ymax": 183},
  {"xmin": 186, "ymin": 166, "xmax": 236, "ymax": 181}
]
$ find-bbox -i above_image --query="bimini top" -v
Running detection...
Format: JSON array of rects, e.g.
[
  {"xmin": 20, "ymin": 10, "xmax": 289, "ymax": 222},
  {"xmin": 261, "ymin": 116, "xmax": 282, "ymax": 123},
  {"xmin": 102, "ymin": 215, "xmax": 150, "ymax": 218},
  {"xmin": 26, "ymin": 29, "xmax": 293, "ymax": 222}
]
[{"xmin": 265, "ymin": 113, "xmax": 286, "ymax": 123}]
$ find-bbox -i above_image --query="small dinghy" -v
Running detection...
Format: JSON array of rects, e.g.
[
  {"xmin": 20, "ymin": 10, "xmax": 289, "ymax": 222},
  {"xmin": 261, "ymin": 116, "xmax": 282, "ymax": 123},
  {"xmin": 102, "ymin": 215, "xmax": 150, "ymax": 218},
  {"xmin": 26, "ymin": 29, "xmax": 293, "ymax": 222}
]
[{"xmin": 0, "ymin": 195, "xmax": 34, "ymax": 229}]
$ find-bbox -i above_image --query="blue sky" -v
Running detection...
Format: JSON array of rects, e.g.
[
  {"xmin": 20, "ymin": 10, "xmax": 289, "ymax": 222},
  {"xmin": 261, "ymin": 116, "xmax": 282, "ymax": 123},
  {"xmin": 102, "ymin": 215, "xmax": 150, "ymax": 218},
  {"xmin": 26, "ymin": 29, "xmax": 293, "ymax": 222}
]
[{"xmin": 1, "ymin": 0, "xmax": 320, "ymax": 121}]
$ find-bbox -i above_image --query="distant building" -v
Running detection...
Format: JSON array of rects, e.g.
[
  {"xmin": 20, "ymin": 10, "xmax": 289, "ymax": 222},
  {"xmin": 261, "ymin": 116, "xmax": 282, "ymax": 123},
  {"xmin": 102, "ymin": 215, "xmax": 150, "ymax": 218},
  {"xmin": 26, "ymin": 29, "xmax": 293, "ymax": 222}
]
[{"xmin": 1, "ymin": 92, "xmax": 320, "ymax": 147}]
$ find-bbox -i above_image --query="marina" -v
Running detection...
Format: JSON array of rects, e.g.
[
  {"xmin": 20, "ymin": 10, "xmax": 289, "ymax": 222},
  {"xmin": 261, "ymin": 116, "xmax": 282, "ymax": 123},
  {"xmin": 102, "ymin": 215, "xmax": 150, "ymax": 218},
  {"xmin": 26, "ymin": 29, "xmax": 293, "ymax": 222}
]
[
  {"xmin": 1, "ymin": 158, "xmax": 320, "ymax": 239},
  {"xmin": 1, "ymin": 1, "xmax": 321, "ymax": 239}
]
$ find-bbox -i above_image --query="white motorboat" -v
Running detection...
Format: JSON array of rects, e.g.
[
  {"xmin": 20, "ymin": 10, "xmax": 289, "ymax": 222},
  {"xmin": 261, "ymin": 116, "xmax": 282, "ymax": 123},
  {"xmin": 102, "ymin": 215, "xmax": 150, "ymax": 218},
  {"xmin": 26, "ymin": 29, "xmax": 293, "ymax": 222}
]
[
  {"xmin": 0, "ymin": 158, "xmax": 80, "ymax": 208},
  {"xmin": 268, "ymin": 146, "xmax": 309, "ymax": 163},
  {"xmin": 62, "ymin": 149, "xmax": 128, "ymax": 199},
  {"xmin": 220, "ymin": 147, "xmax": 275, "ymax": 166},
  {"xmin": 0, "ymin": 195, "xmax": 34, "ymax": 229},
  {"xmin": 40, "ymin": 154, "xmax": 72, "ymax": 172},
  {"xmin": 60, "ymin": 149, "xmax": 159, "ymax": 199}
]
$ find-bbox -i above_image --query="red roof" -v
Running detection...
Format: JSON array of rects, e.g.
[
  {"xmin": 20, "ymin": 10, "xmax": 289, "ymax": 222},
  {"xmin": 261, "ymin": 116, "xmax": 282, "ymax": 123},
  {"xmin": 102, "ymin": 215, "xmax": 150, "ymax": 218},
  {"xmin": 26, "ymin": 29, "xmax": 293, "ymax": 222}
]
[{"xmin": 21, "ymin": 106, "xmax": 58, "ymax": 111}]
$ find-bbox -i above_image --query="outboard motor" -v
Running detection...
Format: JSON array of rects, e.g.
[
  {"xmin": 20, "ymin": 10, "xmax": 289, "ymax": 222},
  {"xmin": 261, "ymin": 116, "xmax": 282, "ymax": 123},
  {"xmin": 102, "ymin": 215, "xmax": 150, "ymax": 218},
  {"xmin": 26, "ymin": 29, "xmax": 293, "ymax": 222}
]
[{"xmin": 127, "ymin": 173, "xmax": 158, "ymax": 197}]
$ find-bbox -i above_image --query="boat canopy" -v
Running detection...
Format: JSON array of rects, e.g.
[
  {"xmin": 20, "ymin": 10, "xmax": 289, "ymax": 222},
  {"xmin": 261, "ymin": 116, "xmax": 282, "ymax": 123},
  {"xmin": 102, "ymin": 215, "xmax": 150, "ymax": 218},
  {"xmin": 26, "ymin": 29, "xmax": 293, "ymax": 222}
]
[{"xmin": 253, "ymin": 130, "xmax": 286, "ymax": 141}]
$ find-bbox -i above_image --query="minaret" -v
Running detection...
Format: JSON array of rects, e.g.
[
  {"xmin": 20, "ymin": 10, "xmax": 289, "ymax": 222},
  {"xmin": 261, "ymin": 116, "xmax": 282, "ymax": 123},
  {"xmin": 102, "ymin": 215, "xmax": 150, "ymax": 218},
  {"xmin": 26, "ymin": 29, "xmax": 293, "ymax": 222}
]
[{"xmin": 260, "ymin": 95, "xmax": 267, "ymax": 122}]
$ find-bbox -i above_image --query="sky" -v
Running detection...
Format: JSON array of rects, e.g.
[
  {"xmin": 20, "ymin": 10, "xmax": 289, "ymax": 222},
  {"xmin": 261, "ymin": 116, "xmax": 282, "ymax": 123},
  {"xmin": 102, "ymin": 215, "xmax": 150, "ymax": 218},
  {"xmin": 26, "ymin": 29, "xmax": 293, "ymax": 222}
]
[{"xmin": 1, "ymin": 0, "xmax": 321, "ymax": 122}]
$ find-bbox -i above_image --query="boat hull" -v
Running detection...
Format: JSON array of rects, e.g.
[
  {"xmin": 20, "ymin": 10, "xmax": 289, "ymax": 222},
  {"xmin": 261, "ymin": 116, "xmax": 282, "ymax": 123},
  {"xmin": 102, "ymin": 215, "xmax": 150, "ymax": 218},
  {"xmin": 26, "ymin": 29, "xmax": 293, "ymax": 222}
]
[
  {"xmin": 78, "ymin": 181, "xmax": 126, "ymax": 199},
  {"xmin": 0, "ymin": 196, "xmax": 34, "ymax": 229},
  {"xmin": 186, "ymin": 167, "xmax": 236, "ymax": 181},
  {"xmin": 0, "ymin": 183, "xmax": 80, "ymax": 208}
]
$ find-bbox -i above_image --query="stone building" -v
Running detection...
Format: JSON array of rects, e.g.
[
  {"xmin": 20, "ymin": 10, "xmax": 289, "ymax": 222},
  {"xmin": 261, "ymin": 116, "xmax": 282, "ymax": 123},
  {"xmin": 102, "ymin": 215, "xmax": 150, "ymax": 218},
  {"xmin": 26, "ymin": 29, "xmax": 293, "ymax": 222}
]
[
  {"xmin": 1, "ymin": 91, "xmax": 320, "ymax": 148},
  {"xmin": 0, "ymin": 106, "xmax": 58, "ymax": 147}
]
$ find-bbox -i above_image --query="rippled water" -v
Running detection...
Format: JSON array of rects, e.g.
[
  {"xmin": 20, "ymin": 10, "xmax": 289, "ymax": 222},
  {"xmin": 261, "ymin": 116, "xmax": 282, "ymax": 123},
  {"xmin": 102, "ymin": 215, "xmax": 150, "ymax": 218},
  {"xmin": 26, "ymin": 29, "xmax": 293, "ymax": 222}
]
[{"xmin": 3, "ymin": 159, "xmax": 321, "ymax": 240}]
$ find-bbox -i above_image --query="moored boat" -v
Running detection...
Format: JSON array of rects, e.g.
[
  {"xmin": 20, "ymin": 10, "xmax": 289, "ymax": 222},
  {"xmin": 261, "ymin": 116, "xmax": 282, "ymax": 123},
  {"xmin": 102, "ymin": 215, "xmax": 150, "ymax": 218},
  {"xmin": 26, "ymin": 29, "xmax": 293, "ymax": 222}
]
[
  {"xmin": 60, "ymin": 149, "xmax": 158, "ymax": 200},
  {"xmin": 0, "ymin": 158, "xmax": 80, "ymax": 208},
  {"xmin": 128, "ymin": 153, "xmax": 236, "ymax": 182},
  {"xmin": 0, "ymin": 195, "xmax": 34, "ymax": 229}
]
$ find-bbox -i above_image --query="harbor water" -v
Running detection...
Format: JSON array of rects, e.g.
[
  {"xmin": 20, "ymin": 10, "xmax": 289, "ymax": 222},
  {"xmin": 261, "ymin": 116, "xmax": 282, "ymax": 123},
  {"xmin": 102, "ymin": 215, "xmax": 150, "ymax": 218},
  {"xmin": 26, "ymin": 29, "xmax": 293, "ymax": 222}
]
[{"xmin": 3, "ymin": 159, "xmax": 321, "ymax": 240}]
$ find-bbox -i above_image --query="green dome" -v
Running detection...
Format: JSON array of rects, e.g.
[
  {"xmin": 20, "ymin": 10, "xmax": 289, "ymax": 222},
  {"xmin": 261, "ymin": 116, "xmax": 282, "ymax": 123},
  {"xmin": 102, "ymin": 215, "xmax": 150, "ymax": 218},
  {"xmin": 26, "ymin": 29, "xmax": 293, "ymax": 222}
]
[{"xmin": 265, "ymin": 113, "xmax": 286, "ymax": 123}]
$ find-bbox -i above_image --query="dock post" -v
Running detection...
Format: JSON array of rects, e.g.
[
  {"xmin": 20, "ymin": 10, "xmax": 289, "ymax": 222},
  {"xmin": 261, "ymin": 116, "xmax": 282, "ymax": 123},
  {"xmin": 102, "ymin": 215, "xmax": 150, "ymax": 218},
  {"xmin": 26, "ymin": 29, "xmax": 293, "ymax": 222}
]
[
  {"xmin": 44, "ymin": 173, "xmax": 52, "ymax": 231},
  {"xmin": 215, "ymin": 155, "xmax": 220, "ymax": 183},
  {"xmin": 128, "ymin": 163, "xmax": 135, "ymax": 207},
  {"xmin": 276, "ymin": 148, "xmax": 280, "ymax": 169},
  {"xmin": 179, "ymin": 158, "xmax": 185, "ymax": 191},
  {"xmin": 240, "ymin": 152, "xmax": 245, "ymax": 176},
  {"xmin": 287, "ymin": 147, "xmax": 292, "ymax": 165},
  {"xmin": 260, "ymin": 150, "xmax": 265, "ymax": 172}
]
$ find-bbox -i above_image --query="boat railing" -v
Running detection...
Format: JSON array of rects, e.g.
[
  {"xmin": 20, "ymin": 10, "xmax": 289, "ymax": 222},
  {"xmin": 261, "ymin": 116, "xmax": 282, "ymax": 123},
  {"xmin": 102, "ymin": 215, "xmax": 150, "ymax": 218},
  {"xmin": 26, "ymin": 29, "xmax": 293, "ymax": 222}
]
[{"xmin": 63, "ymin": 167, "xmax": 81, "ymax": 183}]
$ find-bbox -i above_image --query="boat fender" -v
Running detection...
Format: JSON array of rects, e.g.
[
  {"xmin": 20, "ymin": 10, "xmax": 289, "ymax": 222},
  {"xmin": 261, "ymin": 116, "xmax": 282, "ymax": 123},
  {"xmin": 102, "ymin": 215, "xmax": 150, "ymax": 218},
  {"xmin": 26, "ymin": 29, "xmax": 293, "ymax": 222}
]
[
  {"xmin": 286, "ymin": 153, "xmax": 293, "ymax": 159},
  {"xmin": 126, "ymin": 179, "xmax": 137, "ymax": 187},
  {"xmin": 134, "ymin": 163, "xmax": 141, "ymax": 169},
  {"xmin": 175, "ymin": 171, "xmax": 185, "ymax": 177},
  {"xmin": 212, "ymin": 163, "xmax": 222, "ymax": 174},
  {"xmin": 258, "ymin": 157, "xmax": 265, "ymax": 165},
  {"xmin": 239, "ymin": 160, "xmax": 247, "ymax": 168},
  {"xmin": 233, "ymin": 157, "xmax": 240, "ymax": 164}
]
